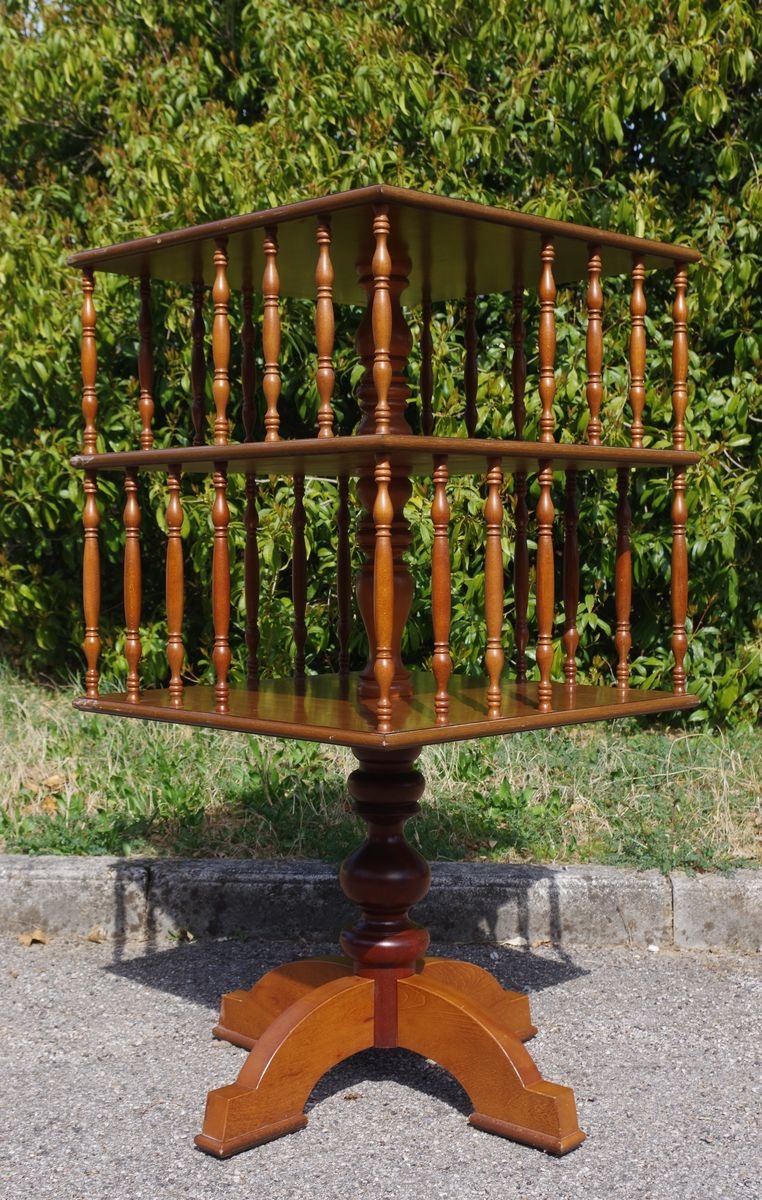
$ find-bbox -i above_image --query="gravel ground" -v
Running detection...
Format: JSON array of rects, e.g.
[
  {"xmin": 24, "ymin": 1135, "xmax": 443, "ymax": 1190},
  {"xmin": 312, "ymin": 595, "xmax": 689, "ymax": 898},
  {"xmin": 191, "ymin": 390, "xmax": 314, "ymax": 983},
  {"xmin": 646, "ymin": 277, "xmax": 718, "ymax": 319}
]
[{"xmin": 1, "ymin": 933, "xmax": 760, "ymax": 1200}]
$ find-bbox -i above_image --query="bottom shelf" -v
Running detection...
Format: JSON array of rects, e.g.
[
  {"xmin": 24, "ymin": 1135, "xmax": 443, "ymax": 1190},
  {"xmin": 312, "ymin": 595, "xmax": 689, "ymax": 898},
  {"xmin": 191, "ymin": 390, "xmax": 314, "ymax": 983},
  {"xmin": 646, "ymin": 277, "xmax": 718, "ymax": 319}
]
[{"xmin": 74, "ymin": 672, "xmax": 700, "ymax": 750}]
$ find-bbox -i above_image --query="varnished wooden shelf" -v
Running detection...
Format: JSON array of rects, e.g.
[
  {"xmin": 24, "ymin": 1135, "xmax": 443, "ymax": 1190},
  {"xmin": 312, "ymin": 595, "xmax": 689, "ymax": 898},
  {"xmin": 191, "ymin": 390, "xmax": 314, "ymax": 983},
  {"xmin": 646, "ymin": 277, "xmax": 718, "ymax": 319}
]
[
  {"xmin": 75, "ymin": 673, "xmax": 700, "ymax": 750},
  {"xmin": 67, "ymin": 183, "xmax": 700, "ymax": 302},
  {"xmin": 71, "ymin": 434, "xmax": 700, "ymax": 478}
]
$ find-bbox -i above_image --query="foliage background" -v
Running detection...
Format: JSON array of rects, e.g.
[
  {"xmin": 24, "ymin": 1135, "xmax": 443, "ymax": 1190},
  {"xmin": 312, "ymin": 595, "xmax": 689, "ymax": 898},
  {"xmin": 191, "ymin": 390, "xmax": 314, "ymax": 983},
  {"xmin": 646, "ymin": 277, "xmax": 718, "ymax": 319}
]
[{"xmin": 0, "ymin": 0, "xmax": 759, "ymax": 723}]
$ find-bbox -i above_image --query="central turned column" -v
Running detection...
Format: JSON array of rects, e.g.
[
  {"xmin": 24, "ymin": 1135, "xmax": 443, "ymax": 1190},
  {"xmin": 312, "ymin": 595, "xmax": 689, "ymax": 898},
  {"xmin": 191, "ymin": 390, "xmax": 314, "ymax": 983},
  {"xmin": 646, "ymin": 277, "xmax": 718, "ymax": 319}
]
[
  {"xmin": 355, "ymin": 210, "xmax": 414, "ymax": 698},
  {"xmin": 340, "ymin": 747, "xmax": 430, "ymax": 1046}
]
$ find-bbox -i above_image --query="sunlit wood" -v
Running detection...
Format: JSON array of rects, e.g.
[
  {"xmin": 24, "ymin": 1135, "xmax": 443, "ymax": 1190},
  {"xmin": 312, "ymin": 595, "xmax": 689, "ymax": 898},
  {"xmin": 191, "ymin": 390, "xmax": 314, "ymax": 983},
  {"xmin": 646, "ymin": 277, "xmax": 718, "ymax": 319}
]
[
  {"xmin": 81, "ymin": 269, "xmax": 100, "ymax": 698},
  {"xmin": 315, "ymin": 217, "xmax": 336, "ymax": 438},
  {"xmin": 586, "ymin": 246, "xmax": 603, "ymax": 446},
  {"xmin": 431, "ymin": 456, "xmax": 452, "ymax": 721},
  {"xmin": 484, "ymin": 460, "xmax": 504, "ymax": 717},
  {"xmin": 212, "ymin": 239, "xmax": 230, "ymax": 445},
  {"xmin": 166, "ymin": 465, "xmax": 185, "ymax": 706}
]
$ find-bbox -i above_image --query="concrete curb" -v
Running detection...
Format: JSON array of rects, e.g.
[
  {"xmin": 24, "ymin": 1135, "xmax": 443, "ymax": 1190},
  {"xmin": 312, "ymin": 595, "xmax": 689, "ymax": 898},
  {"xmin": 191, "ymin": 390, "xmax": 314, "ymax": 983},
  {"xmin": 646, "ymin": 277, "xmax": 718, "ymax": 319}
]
[{"xmin": 0, "ymin": 855, "xmax": 759, "ymax": 952}]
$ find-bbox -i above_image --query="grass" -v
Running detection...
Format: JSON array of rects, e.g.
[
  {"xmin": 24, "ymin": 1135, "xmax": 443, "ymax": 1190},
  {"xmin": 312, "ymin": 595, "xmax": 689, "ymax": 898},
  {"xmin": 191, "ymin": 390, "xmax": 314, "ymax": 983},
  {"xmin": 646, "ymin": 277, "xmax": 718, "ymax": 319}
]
[{"xmin": 1, "ymin": 663, "xmax": 759, "ymax": 872}]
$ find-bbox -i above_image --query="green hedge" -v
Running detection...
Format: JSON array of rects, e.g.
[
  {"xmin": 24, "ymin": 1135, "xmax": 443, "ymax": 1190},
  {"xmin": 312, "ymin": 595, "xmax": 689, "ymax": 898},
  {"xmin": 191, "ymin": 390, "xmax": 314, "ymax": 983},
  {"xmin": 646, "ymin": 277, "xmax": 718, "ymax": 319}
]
[{"xmin": 0, "ymin": 0, "xmax": 759, "ymax": 722}]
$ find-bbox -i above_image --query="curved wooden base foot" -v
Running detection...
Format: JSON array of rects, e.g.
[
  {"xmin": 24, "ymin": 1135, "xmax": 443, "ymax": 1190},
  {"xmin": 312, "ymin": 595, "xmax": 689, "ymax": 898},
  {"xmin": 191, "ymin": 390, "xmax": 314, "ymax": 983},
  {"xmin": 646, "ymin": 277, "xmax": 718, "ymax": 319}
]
[
  {"xmin": 398, "ymin": 974, "xmax": 585, "ymax": 1155},
  {"xmin": 198, "ymin": 955, "xmax": 582, "ymax": 1158},
  {"xmin": 196, "ymin": 974, "xmax": 374, "ymax": 1158},
  {"xmin": 419, "ymin": 957, "xmax": 537, "ymax": 1041},
  {"xmin": 213, "ymin": 956, "xmax": 352, "ymax": 1050}
]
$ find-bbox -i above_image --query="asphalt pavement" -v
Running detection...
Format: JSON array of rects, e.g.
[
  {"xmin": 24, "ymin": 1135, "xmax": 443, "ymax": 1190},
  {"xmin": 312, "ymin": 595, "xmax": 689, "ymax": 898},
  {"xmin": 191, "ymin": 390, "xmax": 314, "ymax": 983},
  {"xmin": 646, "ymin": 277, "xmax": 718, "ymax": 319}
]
[{"xmin": 1, "ymin": 934, "xmax": 760, "ymax": 1200}]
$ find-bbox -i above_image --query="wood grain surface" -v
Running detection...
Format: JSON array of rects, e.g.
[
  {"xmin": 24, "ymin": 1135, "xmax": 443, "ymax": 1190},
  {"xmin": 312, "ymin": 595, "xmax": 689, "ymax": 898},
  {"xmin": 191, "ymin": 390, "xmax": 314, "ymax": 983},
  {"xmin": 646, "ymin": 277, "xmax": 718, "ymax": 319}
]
[{"xmin": 75, "ymin": 673, "xmax": 699, "ymax": 750}]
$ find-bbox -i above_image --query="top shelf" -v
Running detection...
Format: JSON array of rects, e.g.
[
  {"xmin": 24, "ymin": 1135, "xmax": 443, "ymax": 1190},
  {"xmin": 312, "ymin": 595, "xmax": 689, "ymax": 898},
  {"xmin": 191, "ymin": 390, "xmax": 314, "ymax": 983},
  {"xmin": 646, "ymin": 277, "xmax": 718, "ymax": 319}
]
[
  {"xmin": 71, "ymin": 434, "xmax": 700, "ymax": 477},
  {"xmin": 66, "ymin": 184, "xmax": 700, "ymax": 304}
]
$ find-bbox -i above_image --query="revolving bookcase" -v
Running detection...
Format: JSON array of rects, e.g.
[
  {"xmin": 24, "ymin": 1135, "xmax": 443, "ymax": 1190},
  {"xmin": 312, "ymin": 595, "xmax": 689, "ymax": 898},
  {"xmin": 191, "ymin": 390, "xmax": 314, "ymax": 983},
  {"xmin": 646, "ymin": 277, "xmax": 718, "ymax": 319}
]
[{"xmin": 69, "ymin": 185, "xmax": 700, "ymax": 1158}]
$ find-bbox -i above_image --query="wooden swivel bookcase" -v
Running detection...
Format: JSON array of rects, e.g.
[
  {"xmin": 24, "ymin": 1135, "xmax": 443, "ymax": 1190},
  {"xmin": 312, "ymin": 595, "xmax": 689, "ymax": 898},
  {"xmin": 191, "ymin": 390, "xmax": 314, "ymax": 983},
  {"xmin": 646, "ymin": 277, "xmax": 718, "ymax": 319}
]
[{"xmin": 69, "ymin": 185, "xmax": 700, "ymax": 1158}]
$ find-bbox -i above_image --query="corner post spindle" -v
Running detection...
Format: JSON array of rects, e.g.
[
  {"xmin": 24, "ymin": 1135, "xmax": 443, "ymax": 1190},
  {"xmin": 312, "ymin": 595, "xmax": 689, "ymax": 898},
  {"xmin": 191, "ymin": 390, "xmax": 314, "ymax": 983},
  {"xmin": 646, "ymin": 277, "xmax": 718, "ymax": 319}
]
[
  {"xmin": 81, "ymin": 269, "xmax": 101, "ymax": 698},
  {"xmin": 371, "ymin": 208, "xmax": 393, "ymax": 435},
  {"xmin": 671, "ymin": 264, "xmax": 689, "ymax": 695},
  {"xmin": 293, "ymin": 475, "xmax": 307, "ymax": 678},
  {"xmin": 337, "ymin": 476, "xmax": 351, "ymax": 678},
  {"xmin": 563, "ymin": 472, "xmax": 579, "ymax": 686},
  {"xmin": 315, "ymin": 217, "xmax": 336, "ymax": 437},
  {"xmin": 373, "ymin": 456, "xmax": 395, "ymax": 732},
  {"xmin": 431, "ymin": 456, "xmax": 452, "ymax": 721},
  {"xmin": 263, "ymin": 226, "xmax": 281, "ymax": 442},
  {"xmin": 629, "ymin": 254, "xmax": 646, "ymax": 448},
  {"xmin": 123, "ymin": 469, "xmax": 142, "ymax": 702},
  {"xmin": 191, "ymin": 280, "xmax": 206, "ymax": 445},
  {"xmin": 484, "ymin": 460, "xmax": 504, "ymax": 718},
  {"xmin": 354, "ymin": 207, "xmax": 413, "ymax": 701},
  {"xmin": 138, "ymin": 274, "xmax": 154, "ymax": 450},
  {"xmin": 242, "ymin": 284, "xmax": 260, "ymax": 686},
  {"xmin": 465, "ymin": 286, "xmax": 478, "ymax": 437},
  {"xmin": 615, "ymin": 468, "xmax": 632, "ymax": 690},
  {"xmin": 166, "ymin": 465, "xmax": 185, "ymax": 706},
  {"xmin": 212, "ymin": 463, "xmax": 231, "ymax": 713},
  {"xmin": 421, "ymin": 293, "xmax": 433, "ymax": 436},
  {"xmin": 539, "ymin": 236, "xmax": 557, "ymax": 445},
  {"xmin": 512, "ymin": 284, "xmax": 529, "ymax": 682},
  {"xmin": 586, "ymin": 246, "xmax": 603, "ymax": 446},
  {"xmin": 212, "ymin": 239, "xmax": 231, "ymax": 445}
]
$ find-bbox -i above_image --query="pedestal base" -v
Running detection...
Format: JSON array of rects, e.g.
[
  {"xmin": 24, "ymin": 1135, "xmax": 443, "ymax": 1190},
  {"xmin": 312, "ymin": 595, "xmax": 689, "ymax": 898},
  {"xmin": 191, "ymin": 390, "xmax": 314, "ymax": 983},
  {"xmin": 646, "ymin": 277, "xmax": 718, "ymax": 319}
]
[
  {"xmin": 196, "ymin": 748, "xmax": 584, "ymax": 1159},
  {"xmin": 195, "ymin": 955, "xmax": 584, "ymax": 1158}
]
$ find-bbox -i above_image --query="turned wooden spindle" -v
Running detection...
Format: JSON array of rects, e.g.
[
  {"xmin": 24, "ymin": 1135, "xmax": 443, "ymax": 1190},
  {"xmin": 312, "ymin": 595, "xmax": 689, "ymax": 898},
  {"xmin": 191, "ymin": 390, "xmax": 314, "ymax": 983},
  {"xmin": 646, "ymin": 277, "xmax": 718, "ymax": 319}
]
[
  {"xmin": 671, "ymin": 469, "xmax": 688, "ymax": 696},
  {"xmin": 123, "ymin": 469, "xmax": 142, "ymax": 702},
  {"xmin": 563, "ymin": 471, "xmax": 579, "ymax": 686},
  {"xmin": 340, "ymin": 748, "xmax": 430, "ymax": 1045},
  {"xmin": 615, "ymin": 468, "xmax": 632, "ymax": 691},
  {"xmin": 242, "ymin": 284, "xmax": 257, "ymax": 437},
  {"xmin": 536, "ymin": 461, "xmax": 555, "ymax": 713},
  {"xmin": 293, "ymin": 475, "xmax": 307, "ymax": 678},
  {"xmin": 420, "ymin": 294, "xmax": 433, "ymax": 437},
  {"xmin": 244, "ymin": 478, "xmax": 260, "ymax": 687},
  {"xmin": 484, "ymin": 460, "xmax": 504, "ymax": 718},
  {"xmin": 512, "ymin": 285, "xmax": 529, "ymax": 683},
  {"xmin": 212, "ymin": 240, "xmax": 231, "ymax": 445},
  {"xmin": 81, "ymin": 269, "xmax": 100, "ymax": 698},
  {"xmin": 431, "ymin": 457, "xmax": 452, "ymax": 721},
  {"xmin": 191, "ymin": 280, "xmax": 206, "ymax": 446},
  {"xmin": 212, "ymin": 464, "xmax": 231, "ymax": 713},
  {"xmin": 315, "ymin": 217, "xmax": 336, "ymax": 438},
  {"xmin": 586, "ymin": 246, "xmax": 603, "ymax": 446},
  {"xmin": 263, "ymin": 226, "xmax": 281, "ymax": 442},
  {"xmin": 371, "ymin": 209, "xmax": 393, "ymax": 436},
  {"xmin": 672, "ymin": 265, "xmax": 689, "ymax": 452},
  {"xmin": 138, "ymin": 275, "xmax": 154, "ymax": 450},
  {"xmin": 81, "ymin": 270, "xmax": 98, "ymax": 456},
  {"xmin": 538, "ymin": 236, "xmax": 557, "ymax": 444},
  {"xmin": 465, "ymin": 287, "xmax": 478, "ymax": 437},
  {"xmin": 671, "ymin": 264, "xmax": 690, "ymax": 694},
  {"xmin": 355, "ymin": 212, "xmax": 413, "ymax": 700},
  {"xmin": 629, "ymin": 254, "xmax": 646, "ymax": 448},
  {"xmin": 166, "ymin": 464, "xmax": 185, "ymax": 706},
  {"xmin": 372, "ymin": 456, "xmax": 395, "ymax": 732},
  {"xmin": 242, "ymin": 284, "xmax": 260, "ymax": 686},
  {"xmin": 337, "ymin": 475, "xmax": 351, "ymax": 678}
]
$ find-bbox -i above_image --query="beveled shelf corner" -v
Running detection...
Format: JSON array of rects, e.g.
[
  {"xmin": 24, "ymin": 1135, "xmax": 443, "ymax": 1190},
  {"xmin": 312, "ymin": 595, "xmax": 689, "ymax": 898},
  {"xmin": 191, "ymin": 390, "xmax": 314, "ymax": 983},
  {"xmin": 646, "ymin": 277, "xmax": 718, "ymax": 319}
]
[{"xmin": 75, "ymin": 673, "xmax": 700, "ymax": 751}]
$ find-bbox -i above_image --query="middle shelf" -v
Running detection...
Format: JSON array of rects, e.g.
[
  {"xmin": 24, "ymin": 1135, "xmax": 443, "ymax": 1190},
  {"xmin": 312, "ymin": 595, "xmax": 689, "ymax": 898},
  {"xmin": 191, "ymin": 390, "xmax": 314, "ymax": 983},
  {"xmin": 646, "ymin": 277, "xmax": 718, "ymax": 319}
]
[{"xmin": 71, "ymin": 433, "xmax": 700, "ymax": 478}]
